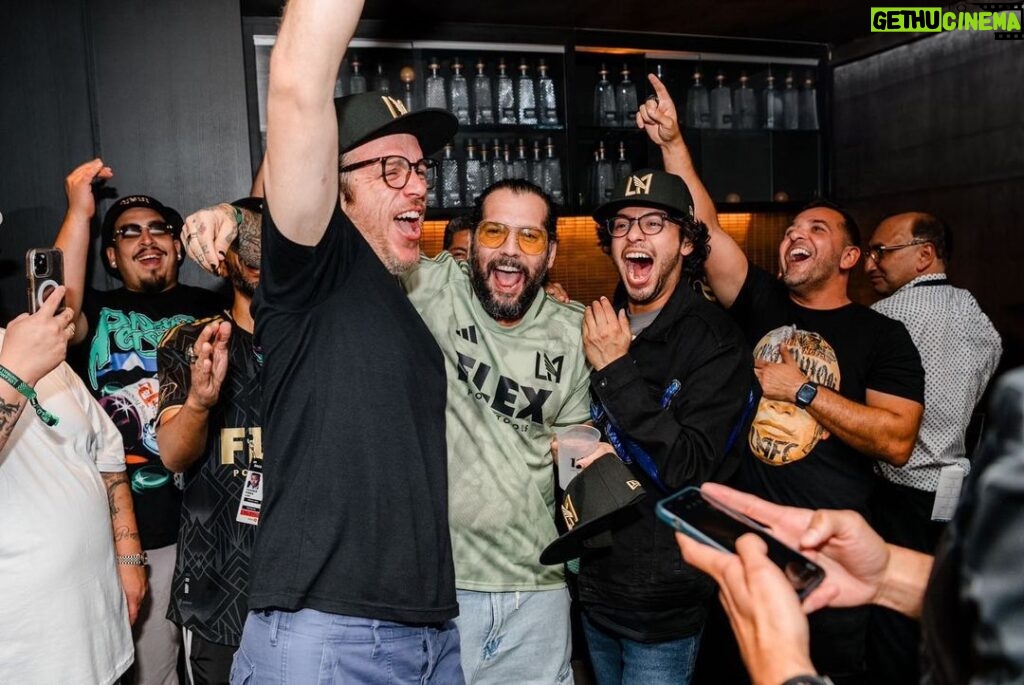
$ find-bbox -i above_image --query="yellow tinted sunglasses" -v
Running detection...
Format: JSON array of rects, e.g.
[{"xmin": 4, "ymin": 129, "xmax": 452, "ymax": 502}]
[{"xmin": 476, "ymin": 221, "xmax": 549, "ymax": 255}]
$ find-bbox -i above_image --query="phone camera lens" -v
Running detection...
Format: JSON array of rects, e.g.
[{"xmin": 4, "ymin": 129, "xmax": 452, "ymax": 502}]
[{"xmin": 33, "ymin": 253, "xmax": 48, "ymax": 277}]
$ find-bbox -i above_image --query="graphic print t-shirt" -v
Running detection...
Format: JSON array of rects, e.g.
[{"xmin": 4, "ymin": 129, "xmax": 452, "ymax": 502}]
[{"xmin": 71, "ymin": 285, "xmax": 226, "ymax": 549}]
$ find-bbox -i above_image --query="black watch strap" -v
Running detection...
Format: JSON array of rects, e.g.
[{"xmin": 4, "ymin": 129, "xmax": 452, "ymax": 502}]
[{"xmin": 782, "ymin": 675, "xmax": 833, "ymax": 685}]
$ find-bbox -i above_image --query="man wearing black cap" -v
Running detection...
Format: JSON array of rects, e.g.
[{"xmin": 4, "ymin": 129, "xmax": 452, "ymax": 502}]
[
  {"xmin": 182, "ymin": 1, "xmax": 461, "ymax": 682},
  {"xmin": 155, "ymin": 198, "xmax": 263, "ymax": 684},
  {"xmin": 56, "ymin": 158, "xmax": 226, "ymax": 685},
  {"xmin": 576, "ymin": 160, "xmax": 751, "ymax": 683},
  {"xmin": 639, "ymin": 76, "xmax": 925, "ymax": 684}
]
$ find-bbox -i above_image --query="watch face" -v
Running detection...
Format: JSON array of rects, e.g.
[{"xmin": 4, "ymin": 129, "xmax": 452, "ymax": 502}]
[{"xmin": 796, "ymin": 383, "xmax": 818, "ymax": 407}]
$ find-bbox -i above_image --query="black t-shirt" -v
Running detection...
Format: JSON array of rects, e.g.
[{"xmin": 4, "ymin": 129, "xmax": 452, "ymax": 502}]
[
  {"xmin": 249, "ymin": 203, "xmax": 456, "ymax": 624},
  {"xmin": 157, "ymin": 313, "xmax": 261, "ymax": 646},
  {"xmin": 729, "ymin": 266, "xmax": 924, "ymax": 515},
  {"xmin": 70, "ymin": 285, "xmax": 226, "ymax": 549}
]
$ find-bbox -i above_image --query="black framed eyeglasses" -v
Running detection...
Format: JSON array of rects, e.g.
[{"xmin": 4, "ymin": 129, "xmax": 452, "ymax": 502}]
[
  {"xmin": 866, "ymin": 239, "xmax": 930, "ymax": 263},
  {"xmin": 338, "ymin": 155, "xmax": 438, "ymax": 190},
  {"xmin": 114, "ymin": 222, "xmax": 173, "ymax": 240},
  {"xmin": 606, "ymin": 211, "xmax": 677, "ymax": 238}
]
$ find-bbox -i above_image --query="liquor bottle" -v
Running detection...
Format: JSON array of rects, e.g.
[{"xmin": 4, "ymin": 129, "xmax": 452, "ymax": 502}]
[
  {"xmin": 425, "ymin": 58, "xmax": 447, "ymax": 110},
  {"xmin": 593, "ymin": 64, "xmax": 617, "ymax": 126},
  {"xmin": 592, "ymin": 141, "xmax": 615, "ymax": 205},
  {"xmin": 502, "ymin": 143, "xmax": 514, "ymax": 180},
  {"xmin": 373, "ymin": 63, "xmax": 391, "ymax": 94},
  {"xmin": 613, "ymin": 141, "xmax": 632, "ymax": 184},
  {"xmin": 463, "ymin": 139, "xmax": 483, "ymax": 205},
  {"xmin": 448, "ymin": 57, "xmax": 471, "ymax": 125},
  {"xmin": 799, "ymin": 71, "xmax": 819, "ymax": 130},
  {"xmin": 479, "ymin": 142, "xmax": 493, "ymax": 190},
  {"xmin": 615, "ymin": 65, "xmax": 639, "ymax": 128},
  {"xmin": 710, "ymin": 70, "xmax": 733, "ymax": 129},
  {"xmin": 537, "ymin": 59, "xmax": 559, "ymax": 125},
  {"xmin": 782, "ymin": 71, "xmax": 800, "ymax": 130},
  {"xmin": 542, "ymin": 137, "xmax": 564, "ymax": 204},
  {"xmin": 334, "ymin": 58, "xmax": 346, "ymax": 98},
  {"xmin": 472, "ymin": 58, "xmax": 495, "ymax": 125},
  {"xmin": 349, "ymin": 54, "xmax": 367, "ymax": 95},
  {"xmin": 685, "ymin": 67, "xmax": 710, "ymax": 129},
  {"xmin": 497, "ymin": 58, "xmax": 516, "ymax": 125},
  {"xmin": 733, "ymin": 71, "xmax": 757, "ymax": 130},
  {"xmin": 491, "ymin": 138, "xmax": 508, "ymax": 183},
  {"xmin": 516, "ymin": 59, "xmax": 538, "ymax": 125},
  {"xmin": 530, "ymin": 140, "xmax": 545, "ymax": 187},
  {"xmin": 763, "ymin": 71, "xmax": 783, "ymax": 130},
  {"xmin": 399, "ymin": 66, "xmax": 418, "ymax": 112},
  {"xmin": 511, "ymin": 139, "xmax": 529, "ymax": 178},
  {"xmin": 440, "ymin": 143, "xmax": 462, "ymax": 208}
]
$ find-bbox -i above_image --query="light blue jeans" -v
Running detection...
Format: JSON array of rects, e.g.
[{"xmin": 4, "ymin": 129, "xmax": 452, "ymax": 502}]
[
  {"xmin": 582, "ymin": 613, "xmax": 701, "ymax": 685},
  {"xmin": 454, "ymin": 588, "xmax": 573, "ymax": 684},
  {"xmin": 230, "ymin": 608, "xmax": 464, "ymax": 684}
]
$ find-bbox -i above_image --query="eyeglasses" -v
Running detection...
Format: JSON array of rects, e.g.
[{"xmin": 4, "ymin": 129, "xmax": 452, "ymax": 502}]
[
  {"xmin": 606, "ymin": 211, "xmax": 677, "ymax": 238},
  {"xmin": 338, "ymin": 155, "xmax": 438, "ymax": 190},
  {"xmin": 866, "ymin": 239, "xmax": 930, "ymax": 263},
  {"xmin": 114, "ymin": 222, "xmax": 173, "ymax": 240},
  {"xmin": 476, "ymin": 221, "xmax": 549, "ymax": 255}
]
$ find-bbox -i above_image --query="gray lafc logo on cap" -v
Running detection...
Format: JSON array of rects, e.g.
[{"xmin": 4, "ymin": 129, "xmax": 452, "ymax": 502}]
[
  {"xmin": 624, "ymin": 173, "xmax": 654, "ymax": 196},
  {"xmin": 381, "ymin": 96, "xmax": 408, "ymax": 119}
]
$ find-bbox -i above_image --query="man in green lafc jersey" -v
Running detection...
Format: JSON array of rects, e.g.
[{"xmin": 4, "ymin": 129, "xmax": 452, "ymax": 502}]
[{"xmin": 403, "ymin": 178, "xmax": 592, "ymax": 684}]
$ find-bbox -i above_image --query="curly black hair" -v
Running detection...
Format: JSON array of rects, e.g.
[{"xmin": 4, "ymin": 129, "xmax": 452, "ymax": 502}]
[{"xmin": 596, "ymin": 214, "xmax": 711, "ymax": 286}]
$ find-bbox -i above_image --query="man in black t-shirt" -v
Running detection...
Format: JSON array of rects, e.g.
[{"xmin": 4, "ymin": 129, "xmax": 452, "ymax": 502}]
[
  {"xmin": 156, "ymin": 198, "xmax": 263, "ymax": 684},
  {"xmin": 181, "ymin": 2, "xmax": 461, "ymax": 683},
  {"xmin": 56, "ymin": 160, "xmax": 227, "ymax": 685},
  {"xmin": 640, "ymin": 86, "xmax": 924, "ymax": 684}
]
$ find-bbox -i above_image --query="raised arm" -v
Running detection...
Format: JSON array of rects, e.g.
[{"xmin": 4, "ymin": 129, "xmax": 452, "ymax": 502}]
[
  {"xmin": 263, "ymin": 0, "xmax": 365, "ymax": 246},
  {"xmin": 54, "ymin": 159, "xmax": 113, "ymax": 344},
  {"xmin": 638, "ymin": 74, "xmax": 749, "ymax": 307}
]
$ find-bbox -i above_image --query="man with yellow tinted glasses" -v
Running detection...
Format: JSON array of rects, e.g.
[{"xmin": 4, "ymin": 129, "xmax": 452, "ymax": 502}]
[{"xmin": 403, "ymin": 178, "xmax": 592, "ymax": 684}]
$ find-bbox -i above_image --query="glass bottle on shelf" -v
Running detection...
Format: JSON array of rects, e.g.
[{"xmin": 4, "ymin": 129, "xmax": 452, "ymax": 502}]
[
  {"xmin": 542, "ymin": 137, "xmax": 564, "ymax": 204},
  {"xmin": 537, "ymin": 59, "xmax": 559, "ymax": 126},
  {"xmin": 491, "ymin": 138, "xmax": 508, "ymax": 183},
  {"xmin": 464, "ymin": 139, "xmax": 483, "ymax": 205},
  {"xmin": 516, "ymin": 59, "xmax": 538, "ymax": 125},
  {"xmin": 497, "ymin": 58, "xmax": 516, "ymax": 125},
  {"xmin": 685, "ymin": 67, "xmax": 710, "ymax": 129},
  {"xmin": 593, "ymin": 64, "xmax": 617, "ymax": 127},
  {"xmin": 349, "ymin": 54, "xmax": 367, "ymax": 95},
  {"xmin": 615, "ymin": 65, "xmax": 639, "ymax": 128},
  {"xmin": 449, "ymin": 57, "xmax": 471, "ymax": 125},
  {"xmin": 373, "ymin": 63, "xmax": 390, "ymax": 94},
  {"xmin": 530, "ymin": 140, "xmax": 545, "ymax": 187},
  {"xmin": 710, "ymin": 70, "xmax": 733, "ymax": 130},
  {"xmin": 613, "ymin": 141, "xmax": 632, "ymax": 185},
  {"xmin": 592, "ymin": 141, "xmax": 615, "ymax": 205},
  {"xmin": 733, "ymin": 71, "xmax": 757, "ymax": 130},
  {"xmin": 782, "ymin": 71, "xmax": 800, "ymax": 130},
  {"xmin": 334, "ymin": 58, "xmax": 346, "ymax": 98},
  {"xmin": 472, "ymin": 58, "xmax": 495, "ymax": 125},
  {"xmin": 502, "ymin": 143, "xmax": 514, "ymax": 180},
  {"xmin": 511, "ymin": 139, "xmax": 529, "ymax": 178},
  {"xmin": 440, "ymin": 143, "xmax": 462, "ymax": 208},
  {"xmin": 763, "ymin": 71, "xmax": 783, "ymax": 130},
  {"xmin": 425, "ymin": 58, "xmax": 447, "ymax": 110},
  {"xmin": 479, "ymin": 142, "xmax": 493, "ymax": 190},
  {"xmin": 799, "ymin": 71, "xmax": 819, "ymax": 130},
  {"xmin": 399, "ymin": 66, "xmax": 418, "ymax": 112}
]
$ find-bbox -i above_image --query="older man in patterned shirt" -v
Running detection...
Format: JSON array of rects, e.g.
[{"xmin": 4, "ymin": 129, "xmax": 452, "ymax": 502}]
[{"xmin": 864, "ymin": 211, "xmax": 1002, "ymax": 685}]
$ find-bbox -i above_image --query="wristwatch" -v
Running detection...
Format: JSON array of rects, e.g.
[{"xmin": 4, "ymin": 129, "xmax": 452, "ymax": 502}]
[
  {"xmin": 782, "ymin": 676, "xmax": 834, "ymax": 685},
  {"xmin": 794, "ymin": 381, "xmax": 819, "ymax": 409},
  {"xmin": 116, "ymin": 552, "xmax": 149, "ymax": 566}
]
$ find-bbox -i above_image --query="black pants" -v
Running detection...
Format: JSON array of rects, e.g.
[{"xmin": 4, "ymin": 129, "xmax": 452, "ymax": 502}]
[
  {"xmin": 186, "ymin": 631, "xmax": 237, "ymax": 685},
  {"xmin": 867, "ymin": 479, "xmax": 947, "ymax": 685}
]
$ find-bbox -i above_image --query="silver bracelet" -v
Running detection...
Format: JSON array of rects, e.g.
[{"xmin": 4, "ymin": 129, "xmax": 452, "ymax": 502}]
[{"xmin": 116, "ymin": 552, "xmax": 149, "ymax": 566}]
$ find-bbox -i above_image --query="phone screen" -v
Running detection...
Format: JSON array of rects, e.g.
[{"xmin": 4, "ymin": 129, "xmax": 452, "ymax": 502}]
[{"xmin": 657, "ymin": 486, "xmax": 825, "ymax": 598}]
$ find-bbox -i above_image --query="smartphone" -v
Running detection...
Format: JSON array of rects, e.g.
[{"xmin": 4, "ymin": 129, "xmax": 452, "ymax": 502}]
[
  {"xmin": 657, "ymin": 486, "xmax": 825, "ymax": 599},
  {"xmin": 26, "ymin": 247, "xmax": 65, "ymax": 314}
]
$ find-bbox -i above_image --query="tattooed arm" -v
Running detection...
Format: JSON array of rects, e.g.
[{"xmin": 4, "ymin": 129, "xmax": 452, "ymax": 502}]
[{"xmin": 101, "ymin": 470, "xmax": 147, "ymax": 625}]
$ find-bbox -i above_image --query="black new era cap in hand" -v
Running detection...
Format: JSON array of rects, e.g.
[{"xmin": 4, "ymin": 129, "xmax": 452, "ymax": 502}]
[
  {"xmin": 593, "ymin": 168, "xmax": 695, "ymax": 223},
  {"xmin": 335, "ymin": 92, "xmax": 457, "ymax": 156}
]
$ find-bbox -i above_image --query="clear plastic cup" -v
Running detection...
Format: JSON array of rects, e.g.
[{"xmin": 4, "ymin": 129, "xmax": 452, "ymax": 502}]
[{"xmin": 555, "ymin": 424, "xmax": 602, "ymax": 489}]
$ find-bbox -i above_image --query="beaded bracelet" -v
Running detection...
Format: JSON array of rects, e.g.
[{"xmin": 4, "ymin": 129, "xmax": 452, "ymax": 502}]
[{"xmin": 0, "ymin": 364, "xmax": 59, "ymax": 426}]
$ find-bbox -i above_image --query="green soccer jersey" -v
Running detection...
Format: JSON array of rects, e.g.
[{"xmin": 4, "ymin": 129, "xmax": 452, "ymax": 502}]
[{"xmin": 404, "ymin": 253, "xmax": 592, "ymax": 590}]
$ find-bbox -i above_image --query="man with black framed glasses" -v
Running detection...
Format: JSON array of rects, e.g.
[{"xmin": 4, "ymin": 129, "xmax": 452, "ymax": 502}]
[
  {"xmin": 401, "ymin": 177, "xmax": 592, "ymax": 683},
  {"xmin": 864, "ymin": 212, "xmax": 1001, "ymax": 685}
]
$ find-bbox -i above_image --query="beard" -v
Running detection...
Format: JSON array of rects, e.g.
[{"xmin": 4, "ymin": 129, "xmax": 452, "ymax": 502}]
[
  {"xmin": 137, "ymin": 274, "xmax": 170, "ymax": 294},
  {"xmin": 469, "ymin": 245, "xmax": 547, "ymax": 324},
  {"xmin": 226, "ymin": 258, "xmax": 258, "ymax": 298}
]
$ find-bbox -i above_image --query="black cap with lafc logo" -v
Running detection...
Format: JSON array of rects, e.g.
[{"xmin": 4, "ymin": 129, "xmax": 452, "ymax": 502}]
[
  {"xmin": 335, "ymin": 92, "xmax": 457, "ymax": 156},
  {"xmin": 593, "ymin": 168, "xmax": 695, "ymax": 223}
]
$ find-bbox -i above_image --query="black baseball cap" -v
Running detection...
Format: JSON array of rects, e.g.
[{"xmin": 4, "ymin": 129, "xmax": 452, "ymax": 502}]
[
  {"xmin": 336, "ymin": 92, "xmax": 457, "ymax": 156},
  {"xmin": 102, "ymin": 195, "xmax": 184, "ymax": 250},
  {"xmin": 539, "ymin": 455, "xmax": 646, "ymax": 566},
  {"xmin": 593, "ymin": 168, "xmax": 695, "ymax": 223}
]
